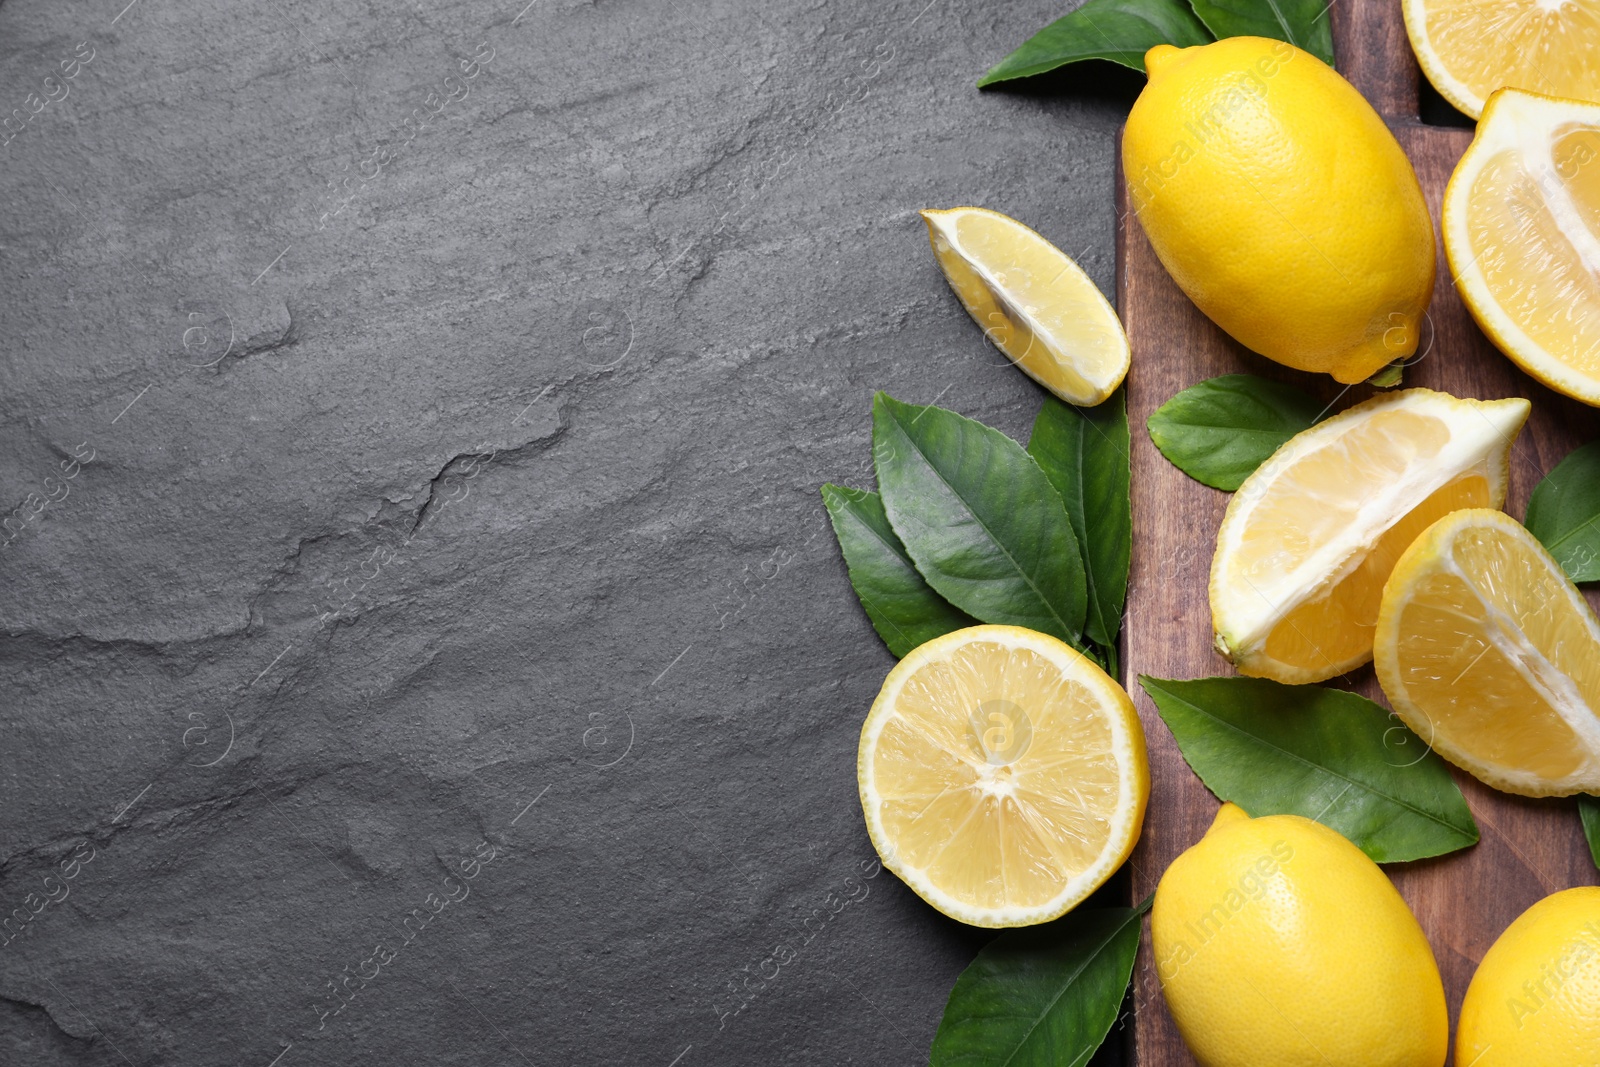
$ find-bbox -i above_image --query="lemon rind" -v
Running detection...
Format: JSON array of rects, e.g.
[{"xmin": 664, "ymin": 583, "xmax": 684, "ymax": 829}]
[
  {"xmin": 1210, "ymin": 389, "xmax": 1528, "ymax": 684},
  {"xmin": 1374, "ymin": 508, "xmax": 1600, "ymax": 797},
  {"xmin": 922, "ymin": 207, "xmax": 1130, "ymax": 407},
  {"xmin": 1443, "ymin": 88, "xmax": 1600, "ymax": 408},
  {"xmin": 857, "ymin": 624, "xmax": 1148, "ymax": 928}
]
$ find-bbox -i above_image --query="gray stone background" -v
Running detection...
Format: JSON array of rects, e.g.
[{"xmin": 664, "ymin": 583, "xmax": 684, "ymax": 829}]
[{"xmin": 0, "ymin": 0, "xmax": 1133, "ymax": 1062}]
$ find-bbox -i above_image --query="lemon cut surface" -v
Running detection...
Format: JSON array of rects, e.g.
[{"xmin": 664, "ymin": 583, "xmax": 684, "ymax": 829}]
[
  {"xmin": 1404, "ymin": 0, "xmax": 1600, "ymax": 119},
  {"xmin": 858, "ymin": 625, "xmax": 1147, "ymax": 928},
  {"xmin": 1211, "ymin": 389, "xmax": 1529, "ymax": 684},
  {"xmin": 922, "ymin": 207, "xmax": 1129, "ymax": 406},
  {"xmin": 1445, "ymin": 88, "xmax": 1600, "ymax": 405},
  {"xmin": 1376, "ymin": 508, "xmax": 1600, "ymax": 797}
]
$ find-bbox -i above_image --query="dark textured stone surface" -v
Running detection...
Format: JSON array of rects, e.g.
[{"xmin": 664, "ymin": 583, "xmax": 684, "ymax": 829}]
[{"xmin": 0, "ymin": 0, "xmax": 1133, "ymax": 1062}]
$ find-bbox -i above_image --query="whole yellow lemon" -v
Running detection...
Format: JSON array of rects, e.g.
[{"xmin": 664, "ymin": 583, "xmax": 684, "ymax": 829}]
[
  {"xmin": 1123, "ymin": 38, "xmax": 1435, "ymax": 384},
  {"xmin": 1456, "ymin": 886, "xmax": 1600, "ymax": 1066},
  {"xmin": 1153, "ymin": 803, "xmax": 1447, "ymax": 1067}
]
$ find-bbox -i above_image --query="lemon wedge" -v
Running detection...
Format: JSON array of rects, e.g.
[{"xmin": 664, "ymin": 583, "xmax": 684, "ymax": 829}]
[
  {"xmin": 858, "ymin": 625, "xmax": 1147, "ymax": 928},
  {"xmin": 1403, "ymin": 0, "xmax": 1600, "ymax": 120},
  {"xmin": 1376, "ymin": 508, "xmax": 1600, "ymax": 797},
  {"xmin": 1445, "ymin": 88, "xmax": 1600, "ymax": 406},
  {"xmin": 921, "ymin": 207, "xmax": 1129, "ymax": 406},
  {"xmin": 1210, "ymin": 389, "xmax": 1529, "ymax": 684}
]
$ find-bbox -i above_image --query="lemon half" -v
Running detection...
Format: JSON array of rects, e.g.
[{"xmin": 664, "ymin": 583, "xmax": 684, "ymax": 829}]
[
  {"xmin": 1445, "ymin": 87, "xmax": 1600, "ymax": 406},
  {"xmin": 921, "ymin": 207, "xmax": 1129, "ymax": 406},
  {"xmin": 857, "ymin": 625, "xmax": 1147, "ymax": 928},
  {"xmin": 1211, "ymin": 388, "xmax": 1529, "ymax": 684},
  {"xmin": 1404, "ymin": 0, "xmax": 1600, "ymax": 120}
]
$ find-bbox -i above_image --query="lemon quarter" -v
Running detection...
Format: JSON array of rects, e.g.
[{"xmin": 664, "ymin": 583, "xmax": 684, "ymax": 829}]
[
  {"xmin": 1211, "ymin": 388, "xmax": 1528, "ymax": 684},
  {"xmin": 1375, "ymin": 508, "xmax": 1600, "ymax": 797},
  {"xmin": 921, "ymin": 207, "xmax": 1129, "ymax": 406},
  {"xmin": 857, "ymin": 625, "xmax": 1147, "ymax": 928},
  {"xmin": 1444, "ymin": 88, "xmax": 1600, "ymax": 406}
]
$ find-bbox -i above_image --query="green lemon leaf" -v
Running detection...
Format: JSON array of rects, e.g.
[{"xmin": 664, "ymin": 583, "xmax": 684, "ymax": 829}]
[
  {"xmin": 1029, "ymin": 391, "xmax": 1130, "ymax": 673},
  {"xmin": 929, "ymin": 900, "xmax": 1147, "ymax": 1067},
  {"xmin": 1147, "ymin": 374, "xmax": 1325, "ymax": 491},
  {"xmin": 1139, "ymin": 675, "xmax": 1479, "ymax": 862},
  {"xmin": 821, "ymin": 484, "xmax": 978, "ymax": 658},
  {"xmin": 1525, "ymin": 441, "xmax": 1600, "ymax": 582},
  {"xmin": 1581, "ymin": 795, "xmax": 1600, "ymax": 871},
  {"xmin": 978, "ymin": 0, "xmax": 1214, "ymax": 86},
  {"xmin": 1186, "ymin": 0, "xmax": 1335, "ymax": 65},
  {"xmin": 873, "ymin": 393, "xmax": 1089, "ymax": 651}
]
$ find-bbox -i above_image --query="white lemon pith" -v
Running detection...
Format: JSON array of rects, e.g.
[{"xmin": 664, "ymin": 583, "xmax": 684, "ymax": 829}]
[
  {"xmin": 857, "ymin": 625, "xmax": 1148, "ymax": 928},
  {"xmin": 1445, "ymin": 88, "xmax": 1600, "ymax": 406},
  {"xmin": 921, "ymin": 207, "xmax": 1130, "ymax": 406},
  {"xmin": 1210, "ymin": 388, "xmax": 1529, "ymax": 684}
]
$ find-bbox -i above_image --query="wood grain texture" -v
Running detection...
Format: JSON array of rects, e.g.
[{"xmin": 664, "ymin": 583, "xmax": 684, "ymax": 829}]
[{"xmin": 1118, "ymin": 4, "xmax": 1600, "ymax": 1064}]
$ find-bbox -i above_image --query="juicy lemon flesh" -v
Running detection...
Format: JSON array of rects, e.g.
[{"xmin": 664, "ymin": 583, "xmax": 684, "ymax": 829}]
[
  {"xmin": 874, "ymin": 642, "xmax": 1119, "ymax": 909},
  {"xmin": 1213, "ymin": 390, "xmax": 1526, "ymax": 684},
  {"xmin": 1382, "ymin": 514, "xmax": 1600, "ymax": 789},
  {"xmin": 1259, "ymin": 474, "xmax": 1490, "ymax": 675},
  {"xmin": 1466, "ymin": 147, "xmax": 1600, "ymax": 380},
  {"xmin": 1414, "ymin": 0, "xmax": 1600, "ymax": 117},
  {"xmin": 923, "ymin": 208, "xmax": 1128, "ymax": 405}
]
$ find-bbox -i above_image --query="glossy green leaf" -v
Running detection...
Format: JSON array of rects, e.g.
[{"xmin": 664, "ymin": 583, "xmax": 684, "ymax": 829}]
[
  {"xmin": 873, "ymin": 393, "xmax": 1088, "ymax": 651},
  {"xmin": 978, "ymin": 0, "xmax": 1213, "ymax": 85},
  {"xmin": 1147, "ymin": 374, "xmax": 1325, "ymax": 491},
  {"xmin": 1581, "ymin": 795, "xmax": 1600, "ymax": 871},
  {"xmin": 1029, "ymin": 391, "xmax": 1130, "ymax": 673},
  {"xmin": 930, "ymin": 900, "xmax": 1147, "ymax": 1067},
  {"xmin": 1140, "ymin": 675, "xmax": 1479, "ymax": 862},
  {"xmin": 821, "ymin": 484, "xmax": 977, "ymax": 658},
  {"xmin": 1187, "ymin": 0, "xmax": 1334, "ymax": 65},
  {"xmin": 1526, "ymin": 441, "xmax": 1600, "ymax": 582}
]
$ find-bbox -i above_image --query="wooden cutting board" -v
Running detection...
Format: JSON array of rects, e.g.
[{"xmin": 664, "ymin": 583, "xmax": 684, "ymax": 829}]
[{"xmin": 1118, "ymin": 2, "xmax": 1600, "ymax": 1063}]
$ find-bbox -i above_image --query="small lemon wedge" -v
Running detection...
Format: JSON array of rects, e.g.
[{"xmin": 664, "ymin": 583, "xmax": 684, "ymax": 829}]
[
  {"xmin": 1211, "ymin": 388, "xmax": 1529, "ymax": 684},
  {"xmin": 921, "ymin": 207, "xmax": 1129, "ymax": 406},
  {"xmin": 1376, "ymin": 509, "xmax": 1600, "ymax": 797},
  {"xmin": 1445, "ymin": 88, "xmax": 1600, "ymax": 406},
  {"xmin": 858, "ymin": 625, "xmax": 1147, "ymax": 928}
]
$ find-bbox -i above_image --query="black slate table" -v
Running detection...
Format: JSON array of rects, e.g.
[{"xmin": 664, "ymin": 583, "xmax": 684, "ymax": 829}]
[{"xmin": 0, "ymin": 1, "xmax": 1131, "ymax": 1063}]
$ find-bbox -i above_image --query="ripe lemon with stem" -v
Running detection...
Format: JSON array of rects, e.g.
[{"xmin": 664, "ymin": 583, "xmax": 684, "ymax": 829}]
[
  {"xmin": 921, "ymin": 207, "xmax": 1129, "ymax": 406},
  {"xmin": 1123, "ymin": 37, "xmax": 1435, "ymax": 384}
]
